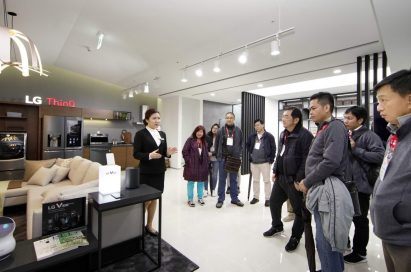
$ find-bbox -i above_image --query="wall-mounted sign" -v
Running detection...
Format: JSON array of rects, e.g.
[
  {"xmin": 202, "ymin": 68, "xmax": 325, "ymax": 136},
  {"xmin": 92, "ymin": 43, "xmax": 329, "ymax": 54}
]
[{"xmin": 25, "ymin": 95, "xmax": 76, "ymax": 107}]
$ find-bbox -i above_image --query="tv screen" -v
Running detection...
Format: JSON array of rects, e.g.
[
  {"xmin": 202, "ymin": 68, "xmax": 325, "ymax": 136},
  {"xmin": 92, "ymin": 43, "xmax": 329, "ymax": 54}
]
[{"xmin": 42, "ymin": 197, "xmax": 86, "ymax": 236}]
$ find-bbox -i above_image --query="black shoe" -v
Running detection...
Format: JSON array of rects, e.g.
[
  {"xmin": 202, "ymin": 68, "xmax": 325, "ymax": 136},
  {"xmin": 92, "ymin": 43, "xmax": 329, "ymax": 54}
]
[
  {"xmin": 344, "ymin": 252, "xmax": 367, "ymax": 263},
  {"xmin": 263, "ymin": 226, "xmax": 283, "ymax": 237},
  {"xmin": 250, "ymin": 198, "xmax": 259, "ymax": 204},
  {"xmin": 285, "ymin": 237, "xmax": 300, "ymax": 252},
  {"xmin": 264, "ymin": 200, "xmax": 270, "ymax": 207},
  {"xmin": 145, "ymin": 225, "xmax": 158, "ymax": 237},
  {"xmin": 226, "ymin": 187, "xmax": 230, "ymax": 194},
  {"xmin": 216, "ymin": 202, "xmax": 223, "ymax": 208},
  {"xmin": 231, "ymin": 200, "xmax": 244, "ymax": 207}
]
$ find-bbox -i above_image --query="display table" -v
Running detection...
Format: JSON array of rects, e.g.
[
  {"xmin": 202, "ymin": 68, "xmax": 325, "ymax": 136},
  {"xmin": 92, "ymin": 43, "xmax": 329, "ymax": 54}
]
[
  {"xmin": 0, "ymin": 230, "xmax": 97, "ymax": 272},
  {"xmin": 88, "ymin": 184, "xmax": 162, "ymax": 271}
]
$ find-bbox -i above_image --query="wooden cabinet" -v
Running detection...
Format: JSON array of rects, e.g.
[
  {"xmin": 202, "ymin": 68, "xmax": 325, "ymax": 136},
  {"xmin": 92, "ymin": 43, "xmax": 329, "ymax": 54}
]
[
  {"xmin": 82, "ymin": 108, "xmax": 113, "ymax": 120},
  {"xmin": 126, "ymin": 146, "xmax": 140, "ymax": 168},
  {"xmin": 83, "ymin": 146, "xmax": 90, "ymax": 159},
  {"xmin": 111, "ymin": 146, "xmax": 127, "ymax": 169},
  {"xmin": 40, "ymin": 105, "xmax": 82, "ymax": 117},
  {"xmin": 110, "ymin": 145, "xmax": 139, "ymax": 169}
]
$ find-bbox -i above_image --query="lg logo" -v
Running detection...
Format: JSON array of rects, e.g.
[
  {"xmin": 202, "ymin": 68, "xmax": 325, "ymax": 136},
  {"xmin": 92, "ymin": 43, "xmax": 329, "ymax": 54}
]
[
  {"xmin": 25, "ymin": 95, "xmax": 42, "ymax": 105},
  {"xmin": 25, "ymin": 95, "xmax": 76, "ymax": 107}
]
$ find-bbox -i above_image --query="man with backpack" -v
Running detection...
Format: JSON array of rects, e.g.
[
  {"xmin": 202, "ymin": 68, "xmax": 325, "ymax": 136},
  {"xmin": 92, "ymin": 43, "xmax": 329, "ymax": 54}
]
[{"xmin": 343, "ymin": 106, "xmax": 385, "ymax": 263}]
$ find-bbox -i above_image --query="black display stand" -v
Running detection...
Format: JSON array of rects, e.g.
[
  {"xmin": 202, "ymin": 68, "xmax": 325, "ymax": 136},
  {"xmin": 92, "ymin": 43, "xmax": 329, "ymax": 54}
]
[
  {"xmin": 0, "ymin": 230, "xmax": 97, "ymax": 272},
  {"xmin": 88, "ymin": 184, "xmax": 162, "ymax": 272}
]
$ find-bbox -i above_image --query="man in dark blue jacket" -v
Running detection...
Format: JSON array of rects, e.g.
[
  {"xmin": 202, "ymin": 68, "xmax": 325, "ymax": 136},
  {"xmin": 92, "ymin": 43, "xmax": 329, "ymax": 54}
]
[
  {"xmin": 370, "ymin": 69, "xmax": 411, "ymax": 272},
  {"xmin": 263, "ymin": 107, "xmax": 314, "ymax": 255},
  {"xmin": 343, "ymin": 106, "xmax": 385, "ymax": 264},
  {"xmin": 246, "ymin": 119, "xmax": 276, "ymax": 206}
]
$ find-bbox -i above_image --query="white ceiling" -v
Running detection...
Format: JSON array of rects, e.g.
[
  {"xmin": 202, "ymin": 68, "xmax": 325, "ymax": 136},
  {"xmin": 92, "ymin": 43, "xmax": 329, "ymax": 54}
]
[{"xmin": 3, "ymin": 0, "xmax": 384, "ymax": 104}]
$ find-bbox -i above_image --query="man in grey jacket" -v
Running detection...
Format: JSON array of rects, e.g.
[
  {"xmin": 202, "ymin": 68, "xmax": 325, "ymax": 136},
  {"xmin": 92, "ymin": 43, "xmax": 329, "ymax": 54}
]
[
  {"xmin": 295, "ymin": 92, "xmax": 352, "ymax": 272},
  {"xmin": 215, "ymin": 112, "xmax": 244, "ymax": 208},
  {"xmin": 343, "ymin": 106, "xmax": 385, "ymax": 264},
  {"xmin": 370, "ymin": 69, "xmax": 411, "ymax": 272}
]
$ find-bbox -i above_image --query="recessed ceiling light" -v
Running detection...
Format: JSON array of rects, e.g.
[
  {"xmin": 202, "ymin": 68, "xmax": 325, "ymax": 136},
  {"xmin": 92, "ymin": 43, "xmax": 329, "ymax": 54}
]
[
  {"xmin": 333, "ymin": 69, "xmax": 342, "ymax": 74},
  {"xmin": 210, "ymin": 93, "xmax": 215, "ymax": 96},
  {"xmin": 257, "ymin": 83, "xmax": 263, "ymax": 88}
]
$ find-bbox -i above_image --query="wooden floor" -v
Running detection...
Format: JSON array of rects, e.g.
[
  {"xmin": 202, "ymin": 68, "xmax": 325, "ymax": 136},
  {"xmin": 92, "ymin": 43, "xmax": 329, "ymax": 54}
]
[{"xmin": 3, "ymin": 204, "xmax": 26, "ymax": 241}]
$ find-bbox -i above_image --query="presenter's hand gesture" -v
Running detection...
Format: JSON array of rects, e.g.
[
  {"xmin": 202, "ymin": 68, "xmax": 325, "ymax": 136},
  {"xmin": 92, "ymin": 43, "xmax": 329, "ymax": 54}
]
[
  {"xmin": 150, "ymin": 149, "xmax": 162, "ymax": 160},
  {"xmin": 167, "ymin": 147, "xmax": 178, "ymax": 156}
]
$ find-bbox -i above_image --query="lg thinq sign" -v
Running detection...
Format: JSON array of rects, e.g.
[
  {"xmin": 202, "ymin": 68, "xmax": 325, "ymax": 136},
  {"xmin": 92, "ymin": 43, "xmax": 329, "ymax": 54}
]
[{"xmin": 25, "ymin": 95, "xmax": 76, "ymax": 107}]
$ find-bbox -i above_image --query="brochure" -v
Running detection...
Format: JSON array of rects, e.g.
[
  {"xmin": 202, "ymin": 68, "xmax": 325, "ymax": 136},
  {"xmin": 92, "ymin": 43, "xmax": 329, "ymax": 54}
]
[{"xmin": 33, "ymin": 230, "xmax": 89, "ymax": 261}]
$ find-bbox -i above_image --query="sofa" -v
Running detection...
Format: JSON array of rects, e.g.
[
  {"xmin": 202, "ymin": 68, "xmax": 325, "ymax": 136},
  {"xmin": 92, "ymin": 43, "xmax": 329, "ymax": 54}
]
[
  {"xmin": 2, "ymin": 156, "xmax": 100, "ymax": 239},
  {"xmin": 2, "ymin": 156, "xmax": 143, "ymax": 247}
]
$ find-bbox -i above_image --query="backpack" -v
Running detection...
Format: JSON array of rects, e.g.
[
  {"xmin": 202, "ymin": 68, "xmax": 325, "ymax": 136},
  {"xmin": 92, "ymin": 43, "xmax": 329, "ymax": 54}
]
[{"xmin": 351, "ymin": 129, "xmax": 382, "ymax": 187}]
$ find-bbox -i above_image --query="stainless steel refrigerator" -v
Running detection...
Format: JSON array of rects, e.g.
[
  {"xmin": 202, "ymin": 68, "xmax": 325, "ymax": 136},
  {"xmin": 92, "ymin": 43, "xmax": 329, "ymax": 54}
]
[{"xmin": 42, "ymin": 115, "xmax": 83, "ymax": 159}]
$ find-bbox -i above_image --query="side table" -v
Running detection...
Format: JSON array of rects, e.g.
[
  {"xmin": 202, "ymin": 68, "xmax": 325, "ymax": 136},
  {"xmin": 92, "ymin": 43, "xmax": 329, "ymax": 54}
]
[{"xmin": 88, "ymin": 184, "xmax": 162, "ymax": 271}]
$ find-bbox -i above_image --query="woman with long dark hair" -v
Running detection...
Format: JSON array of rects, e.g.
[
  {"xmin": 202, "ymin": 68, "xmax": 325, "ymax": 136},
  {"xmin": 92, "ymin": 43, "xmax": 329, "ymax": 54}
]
[
  {"xmin": 205, "ymin": 123, "xmax": 220, "ymax": 196},
  {"xmin": 133, "ymin": 108, "xmax": 177, "ymax": 235},
  {"xmin": 182, "ymin": 125, "xmax": 209, "ymax": 207}
]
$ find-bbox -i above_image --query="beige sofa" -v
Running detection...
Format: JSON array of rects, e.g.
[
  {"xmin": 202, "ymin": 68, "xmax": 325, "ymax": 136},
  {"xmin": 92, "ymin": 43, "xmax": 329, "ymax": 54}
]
[{"xmin": 3, "ymin": 156, "xmax": 100, "ymax": 239}]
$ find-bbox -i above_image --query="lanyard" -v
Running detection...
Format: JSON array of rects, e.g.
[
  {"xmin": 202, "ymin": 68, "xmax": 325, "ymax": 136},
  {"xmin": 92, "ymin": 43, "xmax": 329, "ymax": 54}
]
[
  {"xmin": 316, "ymin": 122, "xmax": 329, "ymax": 137},
  {"xmin": 389, "ymin": 134, "xmax": 398, "ymax": 152},
  {"xmin": 225, "ymin": 126, "xmax": 235, "ymax": 138}
]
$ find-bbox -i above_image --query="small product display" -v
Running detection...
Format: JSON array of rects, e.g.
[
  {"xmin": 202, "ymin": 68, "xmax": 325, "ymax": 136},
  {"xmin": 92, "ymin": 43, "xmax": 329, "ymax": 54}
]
[
  {"xmin": 0, "ymin": 216, "xmax": 16, "ymax": 261},
  {"xmin": 33, "ymin": 230, "xmax": 89, "ymax": 261}
]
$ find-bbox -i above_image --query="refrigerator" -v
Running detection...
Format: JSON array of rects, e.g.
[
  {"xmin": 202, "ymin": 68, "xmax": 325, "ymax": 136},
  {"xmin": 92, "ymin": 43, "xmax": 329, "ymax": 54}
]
[{"xmin": 42, "ymin": 116, "xmax": 83, "ymax": 159}]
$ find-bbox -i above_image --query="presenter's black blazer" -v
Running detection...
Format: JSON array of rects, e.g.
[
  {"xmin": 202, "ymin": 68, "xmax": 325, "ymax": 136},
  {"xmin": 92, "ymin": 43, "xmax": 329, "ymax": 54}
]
[{"xmin": 133, "ymin": 128, "xmax": 169, "ymax": 174}]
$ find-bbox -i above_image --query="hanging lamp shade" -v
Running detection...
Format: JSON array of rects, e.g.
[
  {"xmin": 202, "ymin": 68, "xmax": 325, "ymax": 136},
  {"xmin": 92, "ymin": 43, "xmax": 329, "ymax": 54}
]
[{"xmin": 0, "ymin": 26, "xmax": 47, "ymax": 77}]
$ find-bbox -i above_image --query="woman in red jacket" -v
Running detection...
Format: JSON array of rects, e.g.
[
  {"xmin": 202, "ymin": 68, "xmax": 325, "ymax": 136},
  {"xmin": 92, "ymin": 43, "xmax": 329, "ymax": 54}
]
[{"xmin": 182, "ymin": 125, "xmax": 210, "ymax": 207}]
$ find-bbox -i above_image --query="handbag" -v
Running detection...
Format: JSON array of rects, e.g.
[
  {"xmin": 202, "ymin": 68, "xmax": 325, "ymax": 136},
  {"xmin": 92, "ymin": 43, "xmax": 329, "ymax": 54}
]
[
  {"xmin": 343, "ymin": 180, "xmax": 361, "ymax": 216},
  {"xmin": 224, "ymin": 156, "xmax": 241, "ymax": 173}
]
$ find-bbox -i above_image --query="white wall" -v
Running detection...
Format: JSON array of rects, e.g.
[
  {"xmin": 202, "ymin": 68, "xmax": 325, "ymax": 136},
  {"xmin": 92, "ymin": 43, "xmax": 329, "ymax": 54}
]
[
  {"xmin": 160, "ymin": 96, "xmax": 202, "ymax": 169},
  {"xmin": 265, "ymin": 98, "xmax": 278, "ymax": 141},
  {"xmin": 159, "ymin": 96, "xmax": 182, "ymax": 169}
]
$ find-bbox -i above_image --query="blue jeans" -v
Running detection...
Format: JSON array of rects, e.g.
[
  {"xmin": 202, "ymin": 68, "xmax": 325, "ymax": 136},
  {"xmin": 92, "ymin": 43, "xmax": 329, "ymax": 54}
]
[
  {"xmin": 187, "ymin": 181, "xmax": 204, "ymax": 201},
  {"xmin": 313, "ymin": 208, "xmax": 344, "ymax": 272},
  {"xmin": 217, "ymin": 160, "xmax": 239, "ymax": 203},
  {"xmin": 205, "ymin": 161, "xmax": 219, "ymax": 191}
]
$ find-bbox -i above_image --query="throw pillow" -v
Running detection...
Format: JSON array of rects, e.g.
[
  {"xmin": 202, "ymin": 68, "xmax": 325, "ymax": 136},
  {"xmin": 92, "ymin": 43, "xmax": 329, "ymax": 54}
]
[
  {"xmin": 27, "ymin": 166, "xmax": 58, "ymax": 186},
  {"xmin": 69, "ymin": 158, "xmax": 92, "ymax": 185},
  {"xmin": 55, "ymin": 158, "xmax": 73, "ymax": 168},
  {"xmin": 51, "ymin": 165, "xmax": 70, "ymax": 183},
  {"xmin": 23, "ymin": 159, "xmax": 56, "ymax": 181},
  {"xmin": 82, "ymin": 162, "xmax": 101, "ymax": 183}
]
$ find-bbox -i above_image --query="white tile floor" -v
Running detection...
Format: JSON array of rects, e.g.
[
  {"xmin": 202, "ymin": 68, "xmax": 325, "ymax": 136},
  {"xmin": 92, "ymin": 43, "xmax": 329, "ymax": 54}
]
[{"xmin": 156, "ymin": 168, "xmax": 387, "ymax": 272}]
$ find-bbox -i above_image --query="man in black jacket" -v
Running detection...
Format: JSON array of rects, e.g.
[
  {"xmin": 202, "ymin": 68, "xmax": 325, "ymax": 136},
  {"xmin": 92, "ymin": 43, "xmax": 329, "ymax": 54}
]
[
  {"xmin": 343, "ymin": 106, "xmax": 385, "ymax": 264},
  {"xmin": 263, "ymin": 107, "xmax": 314, "ymax": 254},
  {"xmin": 246, "ymin": 119, "xmax": 276, "ymax": 206}
]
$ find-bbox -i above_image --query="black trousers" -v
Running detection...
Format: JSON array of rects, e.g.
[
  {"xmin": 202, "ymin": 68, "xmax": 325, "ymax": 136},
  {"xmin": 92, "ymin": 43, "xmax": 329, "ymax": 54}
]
[
  {"xmin": 352, "ymin": 192, "xmax": 370, "ymax": 256},
  {"xmin": 302, "ymin": 194, "xmax": 316, "ymax": 272},
  {"xmin": 269, "ymin": 175, "xmax": 304, "ymax": 239}
]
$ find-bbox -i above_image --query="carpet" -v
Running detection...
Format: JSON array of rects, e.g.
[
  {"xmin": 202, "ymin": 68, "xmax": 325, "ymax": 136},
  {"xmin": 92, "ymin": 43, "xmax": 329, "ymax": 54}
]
[{"xmin": 101, "ymin": 235, "xmax": 199, "ymax": 272}]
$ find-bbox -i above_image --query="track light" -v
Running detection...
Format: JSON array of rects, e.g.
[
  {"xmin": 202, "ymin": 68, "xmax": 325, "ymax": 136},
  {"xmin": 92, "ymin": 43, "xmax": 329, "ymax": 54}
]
[
  {"xmin": 238, "ymin": 48, "xmax": 248, "ymax": 64},
  {"xmin": 195, "ymin": 67, "xmax": 203, "ymax": 77},
  {"xmin": 270, "ymin": 38, "xmax": 280, "ymax": 56},
  {"xmin": 178, "ymin": 26, "xmax": 295, "ymax": 82},
  {"xmin": 122, "ymin": 93, "xmax": 127, "ymax": 100},
  {"xmin": 143, "ymin": 82, "xmax": 149, "ymax": 93},
  {"xmin": 128, "ymin": 90, "xmax": 134, "ymax": 98},
  {"xmin": 96, "ymin": 31, "xmax": 104, "ymax": 50},
  {"xmin": 213, "ymin": 58, "xmax": 221, "ymax": 73}
]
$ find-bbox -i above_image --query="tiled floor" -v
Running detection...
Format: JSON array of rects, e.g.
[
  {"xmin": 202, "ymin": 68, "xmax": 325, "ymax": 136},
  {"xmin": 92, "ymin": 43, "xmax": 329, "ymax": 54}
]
[{"xmin": 156, "ymin": 168, "xmax": 387, "ymax": 272}]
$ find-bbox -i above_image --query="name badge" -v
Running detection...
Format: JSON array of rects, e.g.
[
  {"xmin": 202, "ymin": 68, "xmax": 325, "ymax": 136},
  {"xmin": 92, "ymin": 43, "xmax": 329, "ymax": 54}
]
[
  {"xmin": 227, "ymin": 137, "xmax": 233, "ymax": 146},
  {"xmin": 280, "ymin": 145, "xmax": 285, "ymax": 156},
  {"xmin": 379, "ymin": 154, "xmax": 390, "ymax": 181},
  {"xmin": 254, "ymin": 142, "xmax": 260, "ymax": 150}
]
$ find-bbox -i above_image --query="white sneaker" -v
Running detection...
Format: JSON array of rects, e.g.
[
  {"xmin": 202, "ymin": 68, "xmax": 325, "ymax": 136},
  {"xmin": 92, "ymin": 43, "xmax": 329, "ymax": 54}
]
[
  {"xmin": 198, "ymin": 199, "xmax": 205, "ymax": 206},
  {"xmin": 203, "ymin": 190, "xmax": 208, "ymax": 198}
]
